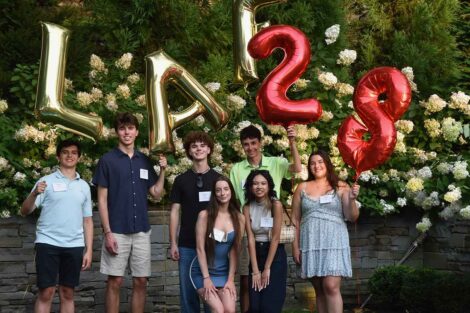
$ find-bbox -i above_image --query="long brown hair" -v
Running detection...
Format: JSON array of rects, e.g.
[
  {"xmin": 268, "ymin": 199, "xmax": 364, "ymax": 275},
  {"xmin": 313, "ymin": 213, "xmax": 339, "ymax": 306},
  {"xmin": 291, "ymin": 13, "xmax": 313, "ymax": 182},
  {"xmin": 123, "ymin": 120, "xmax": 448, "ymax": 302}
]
[
  {"xmin": 307, "ymin": 150, "xmax": 339, "ymax": 189},
  {"xmin": 205, "ymin": 176, "xmax": 241, "ymax": 265}
]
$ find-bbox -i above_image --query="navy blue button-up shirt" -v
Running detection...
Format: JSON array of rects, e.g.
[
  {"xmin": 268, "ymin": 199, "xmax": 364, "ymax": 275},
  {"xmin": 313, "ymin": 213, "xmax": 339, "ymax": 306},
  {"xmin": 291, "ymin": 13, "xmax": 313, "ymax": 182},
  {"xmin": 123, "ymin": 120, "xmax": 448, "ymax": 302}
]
[{"xmin": 93, "ymin": 148, "xmax": 157, "ymax": 234}]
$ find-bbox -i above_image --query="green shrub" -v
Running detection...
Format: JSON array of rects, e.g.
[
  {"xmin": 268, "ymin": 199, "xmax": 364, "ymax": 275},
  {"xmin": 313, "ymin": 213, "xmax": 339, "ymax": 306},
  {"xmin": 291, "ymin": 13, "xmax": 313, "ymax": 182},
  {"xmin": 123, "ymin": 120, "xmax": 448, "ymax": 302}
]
[{"xmin": 368, "ymin": 265, "xmax": 413, "ymax": 310}]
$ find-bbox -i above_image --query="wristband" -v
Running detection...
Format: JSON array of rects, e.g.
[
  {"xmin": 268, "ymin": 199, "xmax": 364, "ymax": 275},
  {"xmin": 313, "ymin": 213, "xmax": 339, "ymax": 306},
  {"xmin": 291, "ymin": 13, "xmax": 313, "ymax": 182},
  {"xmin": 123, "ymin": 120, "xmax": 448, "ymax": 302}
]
[{"xmin": 203, "ymin": 276, "xmax": 210, "ymax": 280}]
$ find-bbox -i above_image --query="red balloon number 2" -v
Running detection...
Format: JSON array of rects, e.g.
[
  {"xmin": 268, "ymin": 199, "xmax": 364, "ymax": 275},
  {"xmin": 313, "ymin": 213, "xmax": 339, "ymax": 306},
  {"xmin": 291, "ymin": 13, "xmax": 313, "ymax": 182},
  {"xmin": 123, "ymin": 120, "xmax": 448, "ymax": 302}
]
[
  {"xmin": 248, "ymin": 25, "xmax": 322, "ymax": 127},
  {"xmin": 337, "ymin": 67, "xmax": 412, "ymax": 180}
]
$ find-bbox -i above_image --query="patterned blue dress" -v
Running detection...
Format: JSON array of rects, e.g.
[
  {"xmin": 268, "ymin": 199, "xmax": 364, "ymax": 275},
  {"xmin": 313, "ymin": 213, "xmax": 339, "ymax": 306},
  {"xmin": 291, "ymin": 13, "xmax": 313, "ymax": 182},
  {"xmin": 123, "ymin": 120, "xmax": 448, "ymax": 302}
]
[
  {"xmin": 190, "ymin": 231, "xmax": 235, "ymax": 289},
  {"xmin": 299, "ymin": 190, "xmax": 352, "ymax": 278}
]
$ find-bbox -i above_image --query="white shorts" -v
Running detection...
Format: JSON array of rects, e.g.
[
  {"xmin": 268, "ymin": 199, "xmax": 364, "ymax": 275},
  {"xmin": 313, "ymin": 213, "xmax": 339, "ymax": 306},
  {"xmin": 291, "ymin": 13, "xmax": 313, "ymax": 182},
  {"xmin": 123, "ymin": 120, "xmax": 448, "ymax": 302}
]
[{"xmin": 100, "ymin": 231, "xmax": 151, "ymax": 277}]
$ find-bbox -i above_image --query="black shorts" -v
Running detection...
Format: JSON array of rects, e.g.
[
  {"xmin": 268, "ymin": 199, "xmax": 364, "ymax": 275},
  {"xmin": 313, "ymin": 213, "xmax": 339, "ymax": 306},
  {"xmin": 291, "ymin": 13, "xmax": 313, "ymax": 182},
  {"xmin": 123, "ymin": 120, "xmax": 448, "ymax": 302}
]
[{"xmin": 35, "ymin": 243, "xmax": 84, "ymax": 289}]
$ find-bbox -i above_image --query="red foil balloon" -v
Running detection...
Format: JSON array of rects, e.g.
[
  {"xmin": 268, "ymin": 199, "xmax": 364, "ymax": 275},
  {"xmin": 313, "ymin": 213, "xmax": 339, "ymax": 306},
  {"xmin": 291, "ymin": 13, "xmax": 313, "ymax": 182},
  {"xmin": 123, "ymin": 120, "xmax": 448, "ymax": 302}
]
[
  {"xmin": 337, "ymin": 67, "xmax": 412, "ymax": 179},
  {"xmin": 248, "ymin": 25, "xmax": 322, "ymax": 127}
]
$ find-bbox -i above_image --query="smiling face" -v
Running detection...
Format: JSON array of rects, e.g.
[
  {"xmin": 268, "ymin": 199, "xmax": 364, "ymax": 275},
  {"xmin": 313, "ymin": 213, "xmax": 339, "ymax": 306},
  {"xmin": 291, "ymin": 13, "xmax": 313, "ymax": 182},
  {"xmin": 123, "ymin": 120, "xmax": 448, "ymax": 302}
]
[
  {"xmin": 309, "ymin": 154, "xmax": 328, "ymax": 179},
  {"xmin": 188, "ymin": 141, "xmax": 211, "ymax": 161},
  {"xmin": 251, "ymin": 174, "xmax": 269, "ymax": 199},
  {"xmin": 117, "ymin": 123, "xmax": 139, "ymax": 148},
  {"xmin": 241, "ymin": 137, "xmax": 262, "ymax": 160},
  {"xmin": 215, "ymin": 180, "xmax": 231, "ymax": 204},
  {"xmin": 57, "ymin": 145, "xmax": 80, "ymax": 169}
]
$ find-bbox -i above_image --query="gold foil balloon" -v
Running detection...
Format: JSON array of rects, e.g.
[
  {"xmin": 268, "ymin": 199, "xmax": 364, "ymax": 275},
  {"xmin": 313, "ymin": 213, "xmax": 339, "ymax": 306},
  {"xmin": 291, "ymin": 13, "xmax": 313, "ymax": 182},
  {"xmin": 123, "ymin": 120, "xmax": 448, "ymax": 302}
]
[
  {"xmin": 35, "ymin": 22, "xmax": 103, "ymax": 141},
  {"xmin": 232, "ymin": 0, "xmax": 287, "ymax": 85},
  {"xmin": 145, "ymin": 50, "xmax": 230, "ymax": 153}
]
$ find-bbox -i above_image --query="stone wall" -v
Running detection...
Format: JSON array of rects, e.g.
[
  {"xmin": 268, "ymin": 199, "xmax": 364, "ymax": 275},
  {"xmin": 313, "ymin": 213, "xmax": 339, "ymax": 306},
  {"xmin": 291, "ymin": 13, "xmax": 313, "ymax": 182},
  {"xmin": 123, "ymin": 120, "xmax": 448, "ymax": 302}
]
[{"xmin": 1, "ymin": 207, "xmax": 469, "ymax": 312}]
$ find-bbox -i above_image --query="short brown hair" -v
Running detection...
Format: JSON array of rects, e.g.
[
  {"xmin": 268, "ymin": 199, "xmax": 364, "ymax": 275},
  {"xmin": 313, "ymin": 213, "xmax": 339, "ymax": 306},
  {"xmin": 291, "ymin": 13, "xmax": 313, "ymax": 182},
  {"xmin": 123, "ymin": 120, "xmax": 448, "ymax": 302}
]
[
  {"xmin": 114, "ymin": 112, "xmax": 139, "ymax": 132},
  {"xmin": 183, "ymin": 131, "xmax": 214, "ymax": 159}
]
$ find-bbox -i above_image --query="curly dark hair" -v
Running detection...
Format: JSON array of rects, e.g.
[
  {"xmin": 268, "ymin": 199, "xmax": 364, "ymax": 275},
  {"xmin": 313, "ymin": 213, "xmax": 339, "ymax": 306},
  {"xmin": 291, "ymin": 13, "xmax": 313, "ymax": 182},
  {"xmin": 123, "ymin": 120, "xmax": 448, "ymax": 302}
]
[
  {"xmin": 205, "ymin": 176, "xmax": 241, "ymax": 266},
  {"xmin": 307, "ymin": 150, "xmax": 339, "ymax": 189},
  {"xmin": 183, "ymin": 131, "xmax": 214, "ymax": 160},
  {"xmin": 243, "ymin": 170, "xmax": 277, "ymax": 206},
  {"xmin": 114, "ymin": 112, "xmax": 139, "ymax": 132}
]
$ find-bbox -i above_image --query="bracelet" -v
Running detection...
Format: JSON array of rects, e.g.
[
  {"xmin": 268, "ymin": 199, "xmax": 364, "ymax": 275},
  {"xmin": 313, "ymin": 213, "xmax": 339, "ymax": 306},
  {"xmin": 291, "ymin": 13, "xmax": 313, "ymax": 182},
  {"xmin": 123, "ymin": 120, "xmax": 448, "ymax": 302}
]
[
  {"xmin": 251, "ymin": 272, "xmax": 260, "ymax": 276},
  {"xmin": 203, "ymin": 276, "xmax": 210, "ymax": 280},
  {"xmin": 103, "ymin": 230, "xmax": 111, "ymax": 235}
]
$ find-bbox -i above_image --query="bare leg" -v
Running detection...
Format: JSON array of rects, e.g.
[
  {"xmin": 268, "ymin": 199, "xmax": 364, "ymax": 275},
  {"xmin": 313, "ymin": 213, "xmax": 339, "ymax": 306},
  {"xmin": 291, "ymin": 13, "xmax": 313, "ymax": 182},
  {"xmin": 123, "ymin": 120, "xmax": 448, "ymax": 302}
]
[
  {"xmin": 58, "ymin": 285, "xmax": 75, "ymax": 313},
  {"xmin": 197, "ymin": 288, "xmax": 224, "ymax": 313},
  {"xmin": 323, "ymin": 276, "xmax": 343, "ymax": 313},
  {"xmin": 35, "ymin": 286, "xmax": 56, "ymax": 313},
  {"xmin": 106, "ymin": 276, "xmax": 123, "ymax": 313},
  {"xmin": 310, "ymin": 277, "xmax": 327, "ymax": 313},
  {"xmin": 131, "ymin": 277, "xmax": 148, "ymax": 313},
  {"xmin": 239, "ymin": 275, "xmax": 249, "ymax": 313},
  {"xmin": 218, "ymin": 288, "xmax": 236, "ymax": 313}
]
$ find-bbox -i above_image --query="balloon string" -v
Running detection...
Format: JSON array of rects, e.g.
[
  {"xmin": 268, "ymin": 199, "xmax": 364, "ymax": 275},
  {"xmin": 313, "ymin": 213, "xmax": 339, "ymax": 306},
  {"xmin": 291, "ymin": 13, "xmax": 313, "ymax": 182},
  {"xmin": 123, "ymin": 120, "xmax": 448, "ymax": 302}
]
[{"xmin": 354, "ymin": 221, "xmax": 361, "ymax": 306}]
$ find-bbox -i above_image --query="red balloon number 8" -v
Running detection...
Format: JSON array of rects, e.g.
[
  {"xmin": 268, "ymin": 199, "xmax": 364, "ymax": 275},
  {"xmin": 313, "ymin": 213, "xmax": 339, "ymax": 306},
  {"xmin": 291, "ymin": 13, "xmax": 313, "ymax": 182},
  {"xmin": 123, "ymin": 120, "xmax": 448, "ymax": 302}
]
[
  {"xmin": 337, "ymin": 67, "xmax": 412, "ymax": 180},
  {"xmin": 248, "ymin": 25, "xmax": 322, "ymax": 127}
]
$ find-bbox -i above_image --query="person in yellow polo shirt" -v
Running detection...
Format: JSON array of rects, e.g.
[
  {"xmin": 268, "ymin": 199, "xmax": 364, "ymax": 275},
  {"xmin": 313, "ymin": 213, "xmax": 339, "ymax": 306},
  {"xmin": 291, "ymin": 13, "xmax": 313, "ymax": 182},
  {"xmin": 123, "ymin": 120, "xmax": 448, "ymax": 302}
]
[{"xmin": 229, "ymin": 124, "xmax": 301, "ymax": 313}]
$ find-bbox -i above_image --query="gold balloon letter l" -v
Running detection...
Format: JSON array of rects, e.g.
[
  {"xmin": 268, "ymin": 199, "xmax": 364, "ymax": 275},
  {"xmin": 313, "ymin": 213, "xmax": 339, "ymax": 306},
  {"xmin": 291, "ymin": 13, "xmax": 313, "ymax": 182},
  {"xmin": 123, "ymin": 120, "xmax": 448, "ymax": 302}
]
[
  {"xmin": 35, "ymin": 22, "xmax": 103, "ymax": 141},
  {"xmin": 232, "ymin": 0, "xmax": 287, "ymax": 85},
  {"xmin": 146, "ymin": 50, "xmax": 229, "ymax": 153}
]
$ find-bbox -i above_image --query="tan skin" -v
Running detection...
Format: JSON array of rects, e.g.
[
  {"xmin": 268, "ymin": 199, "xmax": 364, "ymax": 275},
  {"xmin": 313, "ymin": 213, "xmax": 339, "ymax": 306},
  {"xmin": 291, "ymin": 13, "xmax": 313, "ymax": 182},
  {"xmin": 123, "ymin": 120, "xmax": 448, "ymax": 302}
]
[
  {"xmin": 291, "ymin": 154, "xmax": 359, "ymax": 313},
  {"xmin": 194, "ymin": 180, "xmax": 245, "ymax": 313},
  {"xmin": 243, "ymin": 174, "xmax": 283, "ymax": 292},
  {"xmin": 97, "ymin": 123, "xmax": 166, "ymax": 313},
  {"xmin": 20, "ymin": 145, "xmax": 93, "ymax": 313},
  {"xmin": 239, "ymin": 126, "xmax": 301, "ymax": 312}
]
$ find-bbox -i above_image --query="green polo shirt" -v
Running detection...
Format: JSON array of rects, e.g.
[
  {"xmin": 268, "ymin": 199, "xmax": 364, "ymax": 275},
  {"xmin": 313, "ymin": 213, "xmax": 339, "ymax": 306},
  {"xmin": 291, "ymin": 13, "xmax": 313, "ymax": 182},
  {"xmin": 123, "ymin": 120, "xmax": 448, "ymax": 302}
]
[{"xmin": 230, "ymin": 155, "xmax": 291, "ymax": 207}]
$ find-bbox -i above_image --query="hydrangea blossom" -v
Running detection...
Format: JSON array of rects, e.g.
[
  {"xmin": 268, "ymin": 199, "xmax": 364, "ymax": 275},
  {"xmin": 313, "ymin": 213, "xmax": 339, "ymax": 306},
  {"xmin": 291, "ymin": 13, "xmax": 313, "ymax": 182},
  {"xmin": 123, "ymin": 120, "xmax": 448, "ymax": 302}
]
[
  {"xmin": 0, "ymin": 99, "xmax": 8, "ymax": 113},
  {"xmin": 325, "ymin": 24, "xmax": 340, "ymax": 45},
  {"xmin": 416, "ymin": 217, "xmax": 432, "ymax": 233},
  {"xmin": 90, "ymin": 54, "xmax": 107, "ymax": 72},
  {"xmin": 226, "ymin": 94, "xmax": 246, "ymax": 112},
  {"xmin": 443, "ymin": 186, "xmax": 461, "ymax": 203},
  {"xmin": 293, "ymin": 78, "xmax": 310, "ymax": 91},
  {"xmin": 115, "ymin": 53, "xmax": 133, "ymax": 70},
  {"xmin": 395, "ymin": 120, "xmax": 414, "ymax": 134},
  {"xmin": 318, "ymin": 72, "xmax": 338, "ymax": 89},
  {"xmin": 452, "ymin": 161, "xmax": 469, "ymax": 180},
  {"xmin": 116, "ymin": 84, "xmax": 131, "ymax": 99},
  {"xmin": 449, "ymin": 91, "xmax": 469, "ymax": 111},
  {"xmin": 460, "ymin": 206, "xmax": 470, "ymax": 220},
  {"xmin": 76, "ymin": 92, "xmax": 93, "ymax": 107},
  {"xmin": 335, "ymin": 83, "xmax": 354, "ymax": 97},
  {"xmin": 420, "ymin": 94, "xmax": 446, "ymax": 114},
  {"xmin": 441, "ymin": 117, "xmax": 462, "ymax": 142},
  {"xmin": 336, "ymin": 49, "xmax": 357, "ymax": 66},
  {"xmin": 204, "ymin": 82, "xmax": 221, "ymax": 93},
  {"xmin": 401, "ymin": 67, "xmax": 418, "ymax": 91},
  {"xmin": 423, "ymin": 119, "xmax": 441, "ymax": 138},
  {"xmin": 396, "ymin": 197, "xmax": 407, "ymax": 207},
  {"xmin": 406, "ymin": 177, "xmax": 424, "ymax": 192},
  {"xmin": 417, "ymin": 166, "xmax": 432, "ymax": 180},
  {"xmin": 13, "ymin": 172, "xmax": 26, "ymax": 183}
]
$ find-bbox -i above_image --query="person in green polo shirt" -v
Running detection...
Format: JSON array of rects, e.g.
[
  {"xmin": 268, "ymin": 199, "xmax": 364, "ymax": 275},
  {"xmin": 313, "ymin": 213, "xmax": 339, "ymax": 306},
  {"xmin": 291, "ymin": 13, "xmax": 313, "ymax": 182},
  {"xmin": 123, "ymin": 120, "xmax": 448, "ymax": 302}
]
[{"xmin": 229, "ymin": 124, "xmax": 301, "ymax": 313}]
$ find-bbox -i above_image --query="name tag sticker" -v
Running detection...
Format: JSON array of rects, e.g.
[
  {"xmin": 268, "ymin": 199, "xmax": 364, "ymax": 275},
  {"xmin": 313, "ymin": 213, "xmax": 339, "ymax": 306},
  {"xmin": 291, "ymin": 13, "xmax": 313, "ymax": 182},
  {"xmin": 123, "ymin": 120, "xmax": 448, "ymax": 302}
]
[
  {"xmin": 260, "ymin": 217, "xmax": 273, "ymax": 228},
  {"xmin": 320, "ymin": 195, "xmax": 333, "ymax": 204},
  {"xmin": 199, "ymin": 191, "xmax": 211, "ymax": 202},
  {"xmin": 211, "ymin": 229, "xmax": 226, "ymax": 242},
  {"xmin": 52, "ymin": 183, "xmax": 67, "ymax": 192},
  {"xmin": 140, "ymin": 169, "xmax": 148, "ymax": 180}
]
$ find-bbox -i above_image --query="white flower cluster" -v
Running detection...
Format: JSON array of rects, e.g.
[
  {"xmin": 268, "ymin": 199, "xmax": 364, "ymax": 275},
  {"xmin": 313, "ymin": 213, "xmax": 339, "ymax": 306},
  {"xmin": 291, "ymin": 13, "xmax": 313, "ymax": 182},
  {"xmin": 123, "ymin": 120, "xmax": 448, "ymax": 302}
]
[
  {"xmin": 15, "ymin": 125, "xmax": 53, "ymax": 143},
  {"xmin": 193, "ymin": 115, "xmax": 205, "ymax": 127},
  {"xmin": 439, "ymin": 202, "xmax": 461, "ymax": 220},
  {"xmin": 405, "ymin": 177, "xmax": 424, "ymax": 192},
  {"xmin": 460, "ymin": 205, "xmax": 470, "ymax": 220},
  {"xmin": 136, "ymin": 94, "xmax": 146, "ymax": 107},
  {"xmin": 266, "ymin": 125, "xmax": 285, "ymax": 135},
  {"xmin": 13, "ymin": 172, "xmax": 26, "ymax": 183},
  {"xmin": 127, "ymin": 73, "xmax": 140, "ymax": 85},
  {"xmin": 336, "ymin": 49, "xmax": 357, "ymax": 66},
  {"xmin": 423, "ymin": 119, "xmax": 441, "ymax": 138},
  {"xmin": 0, "ymin": 157, "xmax": 11, "ymax": 172},
  {"xmin": 89, "ymin": 54, "xmax": 108, "ymax": 79},
  {"xmin": 318, "ymin": 72, "xmax": 338, "ymax": 89},
  {"xmin": 226, "ymin": 94, "xmax": 246, "ymax": 112},
  {"xmin": 394, "ymin": 131, "xmax": 406, "ymax": 153},
  {"xmin": 359, "ymin": 170, "xmax": 379, "ymax": 184},
  {"xmin": 320, "ymin": 110, "xmax": 334, "ymax": 122},
  {"xmin": 417, "ymin": 166, "xmax": 432, "ymax": 180},
  {"xmin": 101, "ymin": 125, "xmax": 117, "ymax": 140},
  {"xmin": 0, "ymin": 99, "xmax": 8, "ymax": 113},
  {"xmin": 134, "ymin": 113, "xmax": 144, "ymax": 124},
  {"xmin": 293, "ymin": 78, "xmax": 310, "ymax": 91},
  {"xmin": 395, "ymin": 120, "xmax": 414, "ymax": 134},
  {"xmin": 115, "ymin": 53, "xmax": 133, "ymax": 70},
  {"xmin": 233, "ymin": 121, "xmax": 263, "ymax": 136},
  {"xmin": 396, "ymin": 197, "xmax": 407, "ymax": 207},
  {"xmin": 449, "ymin": 91, "xmax": 470, "ymax": 112},
  {"xmin": 436, "ymin": 162, "xmax": 452, "ymax": 174},
  {"xmin": 452, "ymin": 161, "xmax": 469, "ymax": 180},
  {"xmin": 421, "ymin": 192, "xmax": 440, "ymax": 210},
  {"xmin": 325, "ymin": 24, "xmax": 340, "ymax": 45},
  {"xmin": 420, "ymin": 94, "xmax": 446, "ymax": 115},
  {"xmin": 379, "ymin": 199, "xmax": 395, "ymax": 214},
  {"xmin": 416, "ymin": 217, "xmax": 432, "ymax": 233},
  {"xmin": 335, "ymin": 83, "xmax": 354, "ymax": 97},
  {"xmin": 441, "ymin": 117, "xmax": 462, "ymax": 142},
  {"xmin": 401, "ymin": 67, "xmax": 418, "ymax": 92},
  {"xmin": 443, "ymin": 185, "xmax": 461, "ymax": 203},
  {"xmin": 106, "ymin": 93, "xmax": 118, "ymax": 112},
  {"xmin": 64, "ymin": 78, "xmax": 74, "ymax": 90},
  {"xmin": 204, "ymin": 82, "xmax": 221, "ymax": 93},
  {"xmin": 116, "ymin": 84, "xmax": 131, "ymax": 99},
  {"xmin": 90, "ymin": 87, "xmax": 103, "ymax": 101},
  {"xmin": 76, "ymin": 92, "xmax": 93, "ymax": 107}
]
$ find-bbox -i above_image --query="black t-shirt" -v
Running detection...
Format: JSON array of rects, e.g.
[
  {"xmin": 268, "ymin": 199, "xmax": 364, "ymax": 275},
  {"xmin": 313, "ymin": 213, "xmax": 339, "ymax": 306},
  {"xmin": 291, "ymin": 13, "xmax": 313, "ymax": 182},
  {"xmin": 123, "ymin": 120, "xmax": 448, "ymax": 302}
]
[{"xmin": 170, "ymin": 169, "xmax": 220, "ymax": 248}]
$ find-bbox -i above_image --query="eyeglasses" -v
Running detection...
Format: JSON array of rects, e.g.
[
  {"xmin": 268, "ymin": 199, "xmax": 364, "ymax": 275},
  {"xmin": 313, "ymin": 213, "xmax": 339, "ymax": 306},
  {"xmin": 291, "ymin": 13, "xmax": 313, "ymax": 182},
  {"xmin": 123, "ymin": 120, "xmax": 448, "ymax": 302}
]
[{"xmin": 196, "ymin": 174, "xmax": 203, "ymax": 189}]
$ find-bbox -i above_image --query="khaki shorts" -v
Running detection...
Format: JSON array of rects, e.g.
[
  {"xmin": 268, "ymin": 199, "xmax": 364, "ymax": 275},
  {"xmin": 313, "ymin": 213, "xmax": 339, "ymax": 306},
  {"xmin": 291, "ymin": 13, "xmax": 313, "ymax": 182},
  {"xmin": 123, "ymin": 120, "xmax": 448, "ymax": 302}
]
[
  {"xmin": 100, "ymin": 231, "xmax": 151, "ymax": 277},
  {"xmin": 237, "ymin": 235, "xmax": 250, "ymax": 276}
]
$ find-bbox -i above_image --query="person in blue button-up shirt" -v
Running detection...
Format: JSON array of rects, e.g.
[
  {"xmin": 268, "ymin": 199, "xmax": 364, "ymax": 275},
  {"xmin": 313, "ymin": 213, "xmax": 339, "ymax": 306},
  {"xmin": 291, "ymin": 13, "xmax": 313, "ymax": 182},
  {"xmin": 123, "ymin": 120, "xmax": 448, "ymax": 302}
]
[
  {"xmin": 93, "ymin": 112, "xmax": 166, "ymax": 313},
  {"xmin": 21, "ymin": 139, "xmax": 93, "ymax": 313}
]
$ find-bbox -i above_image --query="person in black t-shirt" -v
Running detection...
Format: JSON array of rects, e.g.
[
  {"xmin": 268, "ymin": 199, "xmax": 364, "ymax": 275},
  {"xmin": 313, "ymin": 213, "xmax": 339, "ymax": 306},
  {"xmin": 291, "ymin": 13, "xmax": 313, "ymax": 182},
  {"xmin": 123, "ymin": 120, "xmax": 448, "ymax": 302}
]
[{"xmin": 169, "ymin": 131, "xmax": 220, "ymax": 313}]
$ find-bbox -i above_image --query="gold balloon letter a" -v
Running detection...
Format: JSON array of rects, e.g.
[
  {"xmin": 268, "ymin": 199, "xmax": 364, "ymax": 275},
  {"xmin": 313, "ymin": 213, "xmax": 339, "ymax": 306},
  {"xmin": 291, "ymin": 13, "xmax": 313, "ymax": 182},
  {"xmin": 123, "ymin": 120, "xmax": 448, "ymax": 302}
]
[
  {"xmin": 145, "ymin": 50, "xmax": 229, "ymax": 153},
  {"xmin": 35, "ymin": 22, "xmax": 103, "ymax": 141},
  {"xmin": 232, "ymin": 0, "xmax": 287, "ymax": 85}
]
